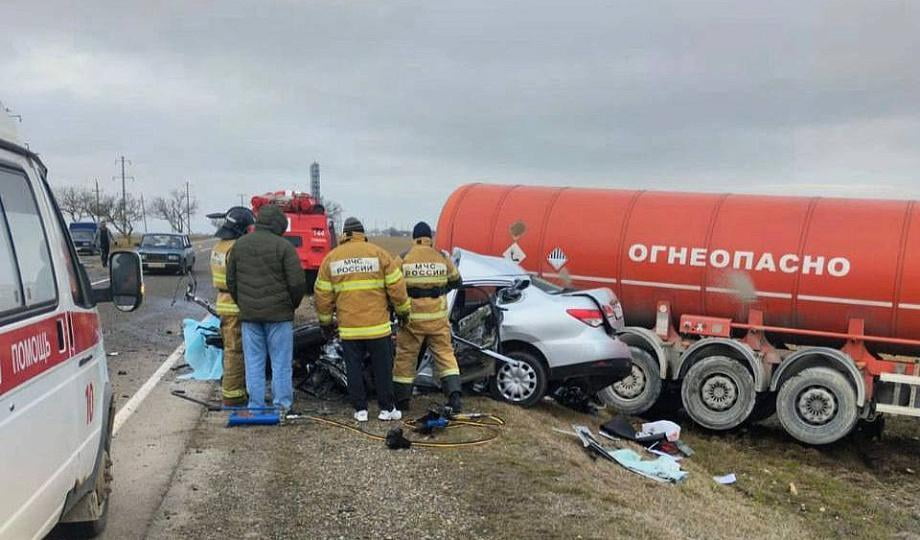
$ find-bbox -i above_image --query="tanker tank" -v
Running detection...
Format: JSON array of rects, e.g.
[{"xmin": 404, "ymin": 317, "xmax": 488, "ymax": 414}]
[{"xmin": 436, "ymin": 183, "xmax": 920, "ymax": 355}]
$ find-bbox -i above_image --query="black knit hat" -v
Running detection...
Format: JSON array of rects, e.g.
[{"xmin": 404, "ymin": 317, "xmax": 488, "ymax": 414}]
[
  {"xmin": 412, "ymin": 221, "xmax": 432, "ymax": 239},
  {"xmin": 343, "ymin": 217, "xmax": 364, "ymax": 235}
]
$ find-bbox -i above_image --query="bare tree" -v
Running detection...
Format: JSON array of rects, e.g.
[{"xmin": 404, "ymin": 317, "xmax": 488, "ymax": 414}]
[
  {"xmin": 55, "ymin": 186, "xmax": 91, "ymax": 222},
  {"xmin": 150, "ymin": 189, "xmax": 198, "ymax": 233},
  {"xmin": 98, "ymin": 193, "xmax": 143, "ymax": 239},
  {"xmin": 322, "ymin": 198, "xmax": 343, "ymax": 233}
]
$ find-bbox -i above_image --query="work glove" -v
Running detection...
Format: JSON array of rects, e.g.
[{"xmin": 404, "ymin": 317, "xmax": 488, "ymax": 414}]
[
  {"xmin": 320, "ymin": 324, "xmax": 336, "ymax": 342},
  {"xmin": 397, "ymin": 312, "xmax": 410, "ymax": 327}
]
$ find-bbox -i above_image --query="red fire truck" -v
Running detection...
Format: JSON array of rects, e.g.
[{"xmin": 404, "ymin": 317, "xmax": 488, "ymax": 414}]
[{"xmin": 251, "ymin": 191, "xmax": 335, "ymax": 293}]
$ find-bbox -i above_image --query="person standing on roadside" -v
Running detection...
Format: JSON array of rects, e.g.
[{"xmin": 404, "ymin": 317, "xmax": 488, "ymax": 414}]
[
  {"xmin": 227, "ymin": 204, "xmax": 306, "ymax": 412},
  {"xmin": 99, "ymin": 219, "xmax": 111, "ymax": 268},
  {"xmin": 314, "ymin": 217, "xmax": 411, "ymax": 422},
  {"xmin": 210, "ymin": 206, "xmax": 255, "ymax": 406},
  {"xmin": 393, "ymin": 222, "xmax": 464, "ymax": 412}
]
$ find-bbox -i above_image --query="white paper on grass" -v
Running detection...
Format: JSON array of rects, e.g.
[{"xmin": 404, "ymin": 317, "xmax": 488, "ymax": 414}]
[{"xmin": 637, "ymin": 420, "xmax": 681, "ymax": 442}]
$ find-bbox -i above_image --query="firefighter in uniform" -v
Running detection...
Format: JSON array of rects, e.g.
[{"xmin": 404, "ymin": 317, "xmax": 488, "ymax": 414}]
[
  {"xmin": 314, "ymin": 217, "xmax": 411, "ymax": 422},
  {"xmin": 210, "ymin": 206, "xmax": 255, "ymax": 406},
  {"xmin": 393, "ymin": 222, "xmax": 464, "ymax": 411}
]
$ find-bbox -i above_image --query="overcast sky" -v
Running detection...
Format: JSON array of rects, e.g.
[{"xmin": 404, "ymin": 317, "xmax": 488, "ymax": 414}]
[{"xmin": 2, "ymin": 1, "xmax": 918, "ymax": 233}]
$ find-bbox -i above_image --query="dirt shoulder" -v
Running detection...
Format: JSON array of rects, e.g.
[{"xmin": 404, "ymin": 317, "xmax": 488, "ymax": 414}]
[{"xmin": 148, "ymin": 384, "xmax": 920, "ymax": 540}]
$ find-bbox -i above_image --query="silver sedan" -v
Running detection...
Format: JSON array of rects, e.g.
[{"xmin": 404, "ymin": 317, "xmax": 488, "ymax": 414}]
[{"xmin": 451, "ymin": 249, "xmax": 632, "ymax": 407}]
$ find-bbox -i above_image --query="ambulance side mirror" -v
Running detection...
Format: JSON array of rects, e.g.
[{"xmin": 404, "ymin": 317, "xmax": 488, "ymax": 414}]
[{"xmin": 92, "ymin": 251, "xmax": 144, "ymax": 312}]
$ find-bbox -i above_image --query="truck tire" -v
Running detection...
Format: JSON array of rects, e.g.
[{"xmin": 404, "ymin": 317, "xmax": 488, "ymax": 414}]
[
  {"xmin": 597, "ymin": 346, "xmax": 662, "ymax": 415},
  {"xmin": 776, "ymin": 367, "xmax": 857, "ymax": 445},
  {"xmin": 681, "ymin": 355, "xmax": 756, "ymax": 431}
]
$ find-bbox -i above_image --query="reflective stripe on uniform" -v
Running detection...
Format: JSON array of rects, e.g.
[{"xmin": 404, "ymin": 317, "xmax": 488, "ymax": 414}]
[
  {"xmin": 409, "ymin": 310, "xmax": 448, "ymax": 321},
  {"xmin": 338, "ymin": 322, "xmax": 392, "ymax": 339},
  {"xmin": 216, "ymin": 302, "xmax": 240, "ymax": 315},
  {"xmin": 394, "ymin": 298, "xmax": 411, "ymax": 315},
  {"xmin": 212, "ymin": 271, "xmax": 227, "ymax": 289},
  {"xmin": 333, "ymin": 279, "xmax": 384, "ymax": 292},
  {"xmin": 439, "ymin": 368, "xmax": 460, "ymax": 377},
  {"xmin": 405, "ymin": 276, "xmax": 447, "ymax": 286},
  {"xmin": 315, "ymin": 279, "xmax": 333, "ymax": 292},
  {"xmin": 317, "ymin": 312, "xmax": 333, "ymax": 324},
  {"xmin": 393, "ymin": 375, "xmax": 415, "ymax": 384},
  {"xmin": 222, "ymin": 388, "xmax": 246, "ymax": 399},
  {"xmin": 384, "ymin": 268, "xmax": 403, "ymax": 286}
]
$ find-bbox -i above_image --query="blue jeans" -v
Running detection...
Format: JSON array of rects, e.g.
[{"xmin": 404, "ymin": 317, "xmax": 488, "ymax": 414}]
[{"xmin": 242, "ymin": 321, "xmax": 294, "ymax": 410}]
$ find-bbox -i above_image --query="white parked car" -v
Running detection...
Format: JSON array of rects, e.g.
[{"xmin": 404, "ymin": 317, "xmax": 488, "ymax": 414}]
[
  {"xmin": 0, "ymin": 110, "xmax": 144, "ymax": 539},
  {"xmin": 445, "ymin": 249, "xmax": 632, "ymax": 407}
]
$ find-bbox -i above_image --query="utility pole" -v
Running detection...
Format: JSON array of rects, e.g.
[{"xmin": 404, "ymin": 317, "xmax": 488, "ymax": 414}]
[
  {"xmin": 140, "ymin": 194, "xmax": 148, "ymax": 232},
  {"xmin": 93, "ymin": 178, "xmax": 100, "ymax": 221},
  {"xmin": 186, "ymin": 180, "xmax": 191, "ymax": 234},
  {"xmin": 119, "ymin": 156, "xmax": 127, "ymax": 232},
  {"xmin": 112, "ymin": 156, "xmax": 133, "ymax": 238},
  {"xmin": 238, "ymin": 193, "xmax": 245, "ymax": 207}
]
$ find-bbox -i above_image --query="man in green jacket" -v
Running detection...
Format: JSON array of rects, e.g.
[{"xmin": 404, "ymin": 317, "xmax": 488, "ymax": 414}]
[{"xmin": 227, "ymin": 204, "xmax": 306, "ymax": 411}]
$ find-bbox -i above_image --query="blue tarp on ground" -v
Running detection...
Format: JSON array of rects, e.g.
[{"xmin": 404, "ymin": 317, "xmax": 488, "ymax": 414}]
[
  {"xmin": 609, "ymin": 448, "xmax": 688, "ymax": 484},
  {"xmin": 180, "ymin": 316, "xmax": 223, "ymax": 380}
]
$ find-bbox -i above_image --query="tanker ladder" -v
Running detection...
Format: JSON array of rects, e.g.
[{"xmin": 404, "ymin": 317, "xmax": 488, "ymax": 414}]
[{"xmin": 874, "ymin": 365, "xmax": 920, "ymax": 417}]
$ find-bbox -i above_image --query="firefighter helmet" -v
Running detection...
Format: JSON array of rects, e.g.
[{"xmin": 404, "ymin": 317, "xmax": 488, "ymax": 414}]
[{"xmin": 215, "ymin": 206, "xmax": 255, "ymax": 239}]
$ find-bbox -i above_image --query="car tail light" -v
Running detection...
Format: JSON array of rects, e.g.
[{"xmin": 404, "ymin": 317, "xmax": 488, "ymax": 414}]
[{"xmin": 566, "ymin": 308, "xmax": 604, "ymax": 327}]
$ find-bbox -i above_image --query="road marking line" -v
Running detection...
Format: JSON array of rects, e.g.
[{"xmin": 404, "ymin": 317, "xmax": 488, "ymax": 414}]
[{"xmin": 112, "ymin": 342, "xmax": 186, "ymax": 436}]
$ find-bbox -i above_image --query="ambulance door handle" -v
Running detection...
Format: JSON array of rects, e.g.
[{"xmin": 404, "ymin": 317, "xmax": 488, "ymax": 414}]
[
  {"xmin": 77, "ymin": 355, "xmax": 93, "ymax": 367},
  {"xmin": 55, "ymin": 319, "xmax": 67, "ymax": 352}
]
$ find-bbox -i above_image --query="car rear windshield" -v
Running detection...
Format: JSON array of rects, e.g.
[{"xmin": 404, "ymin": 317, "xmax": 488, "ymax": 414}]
[
  {"xmin": 71, "ymin": 230, "xmax": 94, "ymax": 240},
  {"xmin": 142, "ymin": 235, "xmax": 183, "ymax": 249}
]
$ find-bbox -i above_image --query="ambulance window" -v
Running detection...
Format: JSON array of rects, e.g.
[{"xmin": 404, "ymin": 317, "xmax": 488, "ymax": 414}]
[
  {"xmin": 0, "ymin": 167, "xmax": 57, "ymax": 308},
  {"xmin": 0, "ymin": 213, "xmax": 22, "ymax": 313}
]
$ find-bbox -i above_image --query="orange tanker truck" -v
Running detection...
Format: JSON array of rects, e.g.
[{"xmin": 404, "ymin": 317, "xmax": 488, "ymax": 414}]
[
  {"xmin": 251, "ymin": 191, "xmax": 335, "ymax": 293},
  {"xmin": 437, "ymin": 183, "xmax": 920, "ymax": 444}
]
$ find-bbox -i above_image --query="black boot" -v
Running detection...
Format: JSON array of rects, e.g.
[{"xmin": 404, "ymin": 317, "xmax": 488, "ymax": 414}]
[
  {"xmin": 394, "ymin": 382, "xmax": 412, "ymax": 412},
  {"xmin": 443, "ymin": 375, "xmax": 462, "ymax": 413},
  {"xmin": 448, "ymin": 391, "xmax": 463, "ymax": 413}
]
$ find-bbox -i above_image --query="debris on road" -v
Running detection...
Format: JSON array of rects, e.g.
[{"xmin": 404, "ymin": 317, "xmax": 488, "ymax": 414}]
[
  {"xmin": 609, "ymin": 448, "xmax": 687, "ymax": 484},
  {"xmin": 789, "ymin": 482, "xmax": 799, "ymax": 496},
  {"xmin": 713, "ymin": 473, "xmax": 737, "ymax": 485},
  {"xmin": 637, "ymin": 420, "xmax": 681, "ymax": 442},
  {"xmin": 572, "ymin": 424, "xmax": 687, "ymax": 483},
  {"xmin": 386, "ymin": 428, "xmax": 412, "ymax": 449},
  {"xmin": 180, "ymin": 316, "xmax": 223, "ymax": 380}
]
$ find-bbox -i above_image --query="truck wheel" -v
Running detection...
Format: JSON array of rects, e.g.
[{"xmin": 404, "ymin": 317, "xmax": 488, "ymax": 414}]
[
  {"xmin": 681, "ymin": 355, "xmax": 756, "ymax": 431},
  {"xmin": 489, "ymin": 349, "xmax": 547, "ymax": 407},
  {"xmin": 597, "ymin": 346, "xmax": 662, "ymax": 415},
  {"xmin": 776, "ymin": 367, "xmax": 857, "ymax": 445}
]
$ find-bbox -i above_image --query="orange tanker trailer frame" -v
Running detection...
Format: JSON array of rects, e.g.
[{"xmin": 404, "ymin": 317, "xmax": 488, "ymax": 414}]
[{"xmin": 437, "ymin": 183, "xmax": 920, "ymax": 445}]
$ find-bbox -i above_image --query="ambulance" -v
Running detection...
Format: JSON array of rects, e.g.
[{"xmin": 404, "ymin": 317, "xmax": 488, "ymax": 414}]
[{"xmin": 0, "ymin": 110, "xmax": 143, "ymax": 538}]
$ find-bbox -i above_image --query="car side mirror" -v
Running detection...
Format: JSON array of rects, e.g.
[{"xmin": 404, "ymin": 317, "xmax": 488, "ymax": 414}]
[{"xmin": 92, "ymin": 251, "xmax": 144, "ymax": 311}]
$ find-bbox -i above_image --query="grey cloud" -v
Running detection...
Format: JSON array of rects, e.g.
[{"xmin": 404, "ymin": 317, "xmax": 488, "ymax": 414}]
[{"xmin": 2, "ymin": 0, "xmax": 919, "ymax": 231}]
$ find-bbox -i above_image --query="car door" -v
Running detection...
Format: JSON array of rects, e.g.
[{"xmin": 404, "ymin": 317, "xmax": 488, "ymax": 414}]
[{"xmin": 0, "ymin": 160, "xmax": 104, "ymax": 539}]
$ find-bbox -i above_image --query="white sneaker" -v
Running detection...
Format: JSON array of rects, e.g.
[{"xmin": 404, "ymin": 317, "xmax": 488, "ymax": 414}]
[
  {"xmin": 354, "ymin": 410, "xmax": 368, "ymax": 422},
  {"xmin": 378, "ymin": 408, "xmax": 402, "ymax": 421}
]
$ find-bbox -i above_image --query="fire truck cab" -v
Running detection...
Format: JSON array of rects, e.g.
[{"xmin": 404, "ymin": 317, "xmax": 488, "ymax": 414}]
[
  {"xmin": 0, "ymin": 113, "xmax": 144, "ymax": 539},
  {"xmin": 251, "ymin": 191, "xmax": 334, "ymax": 293}
]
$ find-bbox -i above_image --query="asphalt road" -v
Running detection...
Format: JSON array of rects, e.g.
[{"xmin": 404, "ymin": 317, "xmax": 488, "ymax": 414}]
[{"xmin": 47, "ymin": 239, "xmax": 218, "ymax": 540}]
